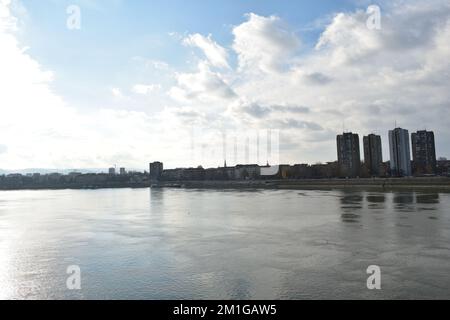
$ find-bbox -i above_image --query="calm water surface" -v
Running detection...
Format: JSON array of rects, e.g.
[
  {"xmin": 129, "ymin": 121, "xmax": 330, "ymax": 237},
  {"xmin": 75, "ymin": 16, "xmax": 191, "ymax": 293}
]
[{"xmin": 0, "ymin": 188, "xmax": 449, "ymax": 299}]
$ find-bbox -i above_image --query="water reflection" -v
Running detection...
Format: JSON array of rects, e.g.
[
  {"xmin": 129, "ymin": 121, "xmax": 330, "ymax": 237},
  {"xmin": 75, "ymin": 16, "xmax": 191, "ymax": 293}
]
[
  {"xmin": 416, "ymin": 193, "xmax": 440, "ymax": 204},
  {"xmin": 393, "ymin": 192, "xmax": 415, "ymax": 212},
  {"xmin": 416, "ymin": 193, "xmax": 440, "ymax": 215},
  {"xmin": 338, "ymin": 191, "xmax": 443, "ymax": 224},
  {"xmin": 366, "ymin": 194, "xmax": 386, "ymax": 203},
  {"xmin": 366, "ymin": 193, "xmax": 386, "ymax": 210},
  {"xmin": 339, "ymin": 192, "xmax": 363, "ymax": 223},
  {"xmin": 149, "ymin": 188, "xmax": 166, "ymax": 217},
  {"xmin": 150, "ymin": 188, "xmax": 165, "ymax": 203}
]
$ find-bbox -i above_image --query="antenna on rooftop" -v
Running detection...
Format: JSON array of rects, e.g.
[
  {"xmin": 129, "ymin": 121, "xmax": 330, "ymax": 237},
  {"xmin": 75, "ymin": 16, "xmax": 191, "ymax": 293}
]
[{"xmin": 222, "ymin": 131, "xmax": 227, "ymax": 168}]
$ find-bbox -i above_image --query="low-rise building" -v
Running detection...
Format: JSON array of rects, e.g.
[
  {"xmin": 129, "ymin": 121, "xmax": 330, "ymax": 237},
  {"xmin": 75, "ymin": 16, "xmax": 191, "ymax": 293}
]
[
  {"xmin": 437, "ymin": 159, "xmax": 450, "ymax": 176},
  {"xmin": 161, "ymin": 168, "xmax": 183, "ymax": 181},
  {"xmin": 311, "ymin": 162, "xmax": 339, "ymax": 179},
  {"xmin": 234, "ymin": 165, "xmax": 260, "ymax": 180},
  {"xmin": 182, "ymin": 167, "xmax": 205, "ymax": 180},
  {"xmin": 291, "ymin": 164, "xmax": 312, "ymax": 179}
]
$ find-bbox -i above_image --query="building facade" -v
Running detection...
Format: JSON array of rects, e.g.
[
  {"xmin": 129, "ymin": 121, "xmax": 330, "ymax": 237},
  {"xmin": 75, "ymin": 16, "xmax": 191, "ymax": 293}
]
[
  {"xmin": 337, "ymin": 132, "xmax": 361, "ymax": 178},
  {"xmin": 411, "ymin": 130, "xmax": 437, "ymax": 175},
  {"xmin": 149, "ymin": 162, "xmax": 164, "ymax": 181},
  {"xmin": 363, "ymin": 134, "xmax": 383, "ymax": 176},
  {"xmin": 389, "ymin": 128, "xmax": 412, "ymax": 177},
  {"xmin": 437, "ymin": 158, "xmax": 450, "ymax": 176},
  {"xmin": 234, "ymin": 165, "xmax": 261, "ymax": 180}
]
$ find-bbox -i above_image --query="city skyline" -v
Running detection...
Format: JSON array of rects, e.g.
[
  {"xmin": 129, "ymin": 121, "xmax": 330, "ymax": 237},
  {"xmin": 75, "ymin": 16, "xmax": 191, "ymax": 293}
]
[
  {"xmin": 0, "ymin": 127, "xmax": 445, "ymax": 174},
  {"xmin": 152, "ymin": 126, "xmax": 439, "ymax": 175},
  {"xmin": 1, "ymin": 0, "xmax": 450, "ymax": 171}
]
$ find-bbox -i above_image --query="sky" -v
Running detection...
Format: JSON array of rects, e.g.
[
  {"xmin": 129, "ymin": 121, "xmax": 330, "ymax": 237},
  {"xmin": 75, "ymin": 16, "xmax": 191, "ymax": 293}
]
[{"xmin": 0, "ymin": 0, "xmax": 449, "ymax": 171}]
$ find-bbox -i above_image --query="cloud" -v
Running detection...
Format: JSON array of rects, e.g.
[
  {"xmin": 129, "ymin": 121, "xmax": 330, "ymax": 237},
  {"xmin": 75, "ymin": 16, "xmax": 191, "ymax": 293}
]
[
  {"xmin": 168, "ymin": 61, "xmax": 236, "ymax": 103},
  {"xmin": 302, "ymin": 72, "xmax": 333, "ymax": 85},
  {"xmin": 162, "ymin": 106, "xmax": 207, "ymax": 126},
  {"xmin": 315, "ymin": 1, "xmax": 450, "ymax": 69},
  {"xmin": 236, "ymin": 102, "xmax": 271, "ymax": 119},
  {"xmin": 0, "ymin": 144, "xmax": 7, "ymax": 154},
  {"xmin": 131, "ymin": 57, "xmax": 170, "ymax": 71},
  {"xmin": 270, "ymin": 119, "xmax": 323, "ymax": 131},
  {"xmin": 183, "ymin": 33, "xmax": 230, "ymax": 69},
  {"xmin": 229, "ymin": 101, "xmax": 311, "ymax": 119},
  {"xmin": 132, "ymin": 84, "xmax": 161, "ymax": 95},
  {"xmin": 315, "ymin": 11, "xmax": 382, "ymax": 66},
  {"xmin": 111, "ymin": 87, "xmax": 123, "ymax": 98},
  {"xmin": 271, "ymin": 105, "xmax": 310, "ymax": 113},
  {"xmin": 225, "ymin": 2, "xmax": 450, "ymax": 163},
  {"xmin": 2, "ymin": 0, "xmax": 450, "ymax": 169},
  {"xmin": 232, "ymin": 13, "xmax": 301, "ymax": 73}
]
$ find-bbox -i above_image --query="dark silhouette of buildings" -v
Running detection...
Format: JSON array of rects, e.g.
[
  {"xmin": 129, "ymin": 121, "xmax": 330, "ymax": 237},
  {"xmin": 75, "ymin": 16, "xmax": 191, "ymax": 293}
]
[
  {"xmin": 412, "ymin": 130, "xmax": 437, "ymax": 175},
  {"xmin": 389, "ymin": 128, "xmax": 412, "ymax": 177},
  {"xmin": 0, "ymin": 171, "xmax": 149, "ymax": 190},
  {"xmin": 437, "ymin": 158, "xmax": 450, "ymax": 176},
  {"xmin": 363, "ymin": 134, "xmax": 383, "ymax": 176},
  {"xmin": 337, "ymin": 132, "xmax": 361, "ymax": 178},
  {"xmin": 149, "ymin": 162, "xmax": 164, "ymax": 181}
]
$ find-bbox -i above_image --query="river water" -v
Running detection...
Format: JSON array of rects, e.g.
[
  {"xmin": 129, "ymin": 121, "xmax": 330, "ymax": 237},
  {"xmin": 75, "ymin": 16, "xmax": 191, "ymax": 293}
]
[{"xmin": 0, "ymin": 188, "xmax": 449, "ymax": 299}]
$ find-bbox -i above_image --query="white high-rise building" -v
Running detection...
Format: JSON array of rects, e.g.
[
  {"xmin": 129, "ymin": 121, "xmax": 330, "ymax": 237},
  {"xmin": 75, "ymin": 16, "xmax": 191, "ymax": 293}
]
[{"xmin": 389, "ymin": 128, "xmax": 412, "ymax": 176}]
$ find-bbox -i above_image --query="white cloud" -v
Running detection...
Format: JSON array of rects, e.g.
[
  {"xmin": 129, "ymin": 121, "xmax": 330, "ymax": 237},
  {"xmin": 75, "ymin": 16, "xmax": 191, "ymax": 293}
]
[
  {"xmin": 315, "ymin": 11, "xmax": 382, "ymax": 66},
  {"xmin": 131, "ymin": 57, "xmax": 170, "ymax": 70},
  {"xmin": 132, "ymin": 84, "xmax": 161, "ymax": 95},
  {"xmin": 232, "ymin": 13, "xmax": 301, "ymax": 73},
  {"xmin": 168, "ymin": 61, "xmax": 236, "ymax": 103},
  {"xmin": 111, "ymin": 87, "xmax": 123, "ymax": 98},
  {"xmin": 223, "ymin": 2, "xmax": 450, "ymax": 163},
  {"xmin": 183, "ymin": 33, "xmax": 230, "ymax": 69},
  {"xmin": 2, "ymin": 0, "xmax": 450, "ymax": 169}
]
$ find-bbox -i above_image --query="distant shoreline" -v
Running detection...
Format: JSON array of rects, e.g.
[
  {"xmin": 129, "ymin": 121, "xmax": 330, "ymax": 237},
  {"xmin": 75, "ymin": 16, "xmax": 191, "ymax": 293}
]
[
  {"xmin": 0, "ymin": 183, "xmax": 150, "ymax": 192},
  {"xmin": 153, "ymin": 177, "xmax": 450, "ymax": 191},
  {"xmin": 2, "ymin": 177, "xmax": 450, "ymax": 192}
]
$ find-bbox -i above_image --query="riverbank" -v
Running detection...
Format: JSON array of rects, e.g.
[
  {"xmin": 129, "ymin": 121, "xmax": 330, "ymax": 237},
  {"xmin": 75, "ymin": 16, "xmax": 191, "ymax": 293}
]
[
  {"xmin": 2, "ymin": 177, "xmax": 450, "ymax": 191},
  {"xmin": 0, "ymin": 182, "xmax": 150, "ymax": 191},
  {"xmin": 154, "ymin": 177, "xmax": 450, "ymax": 191}
]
